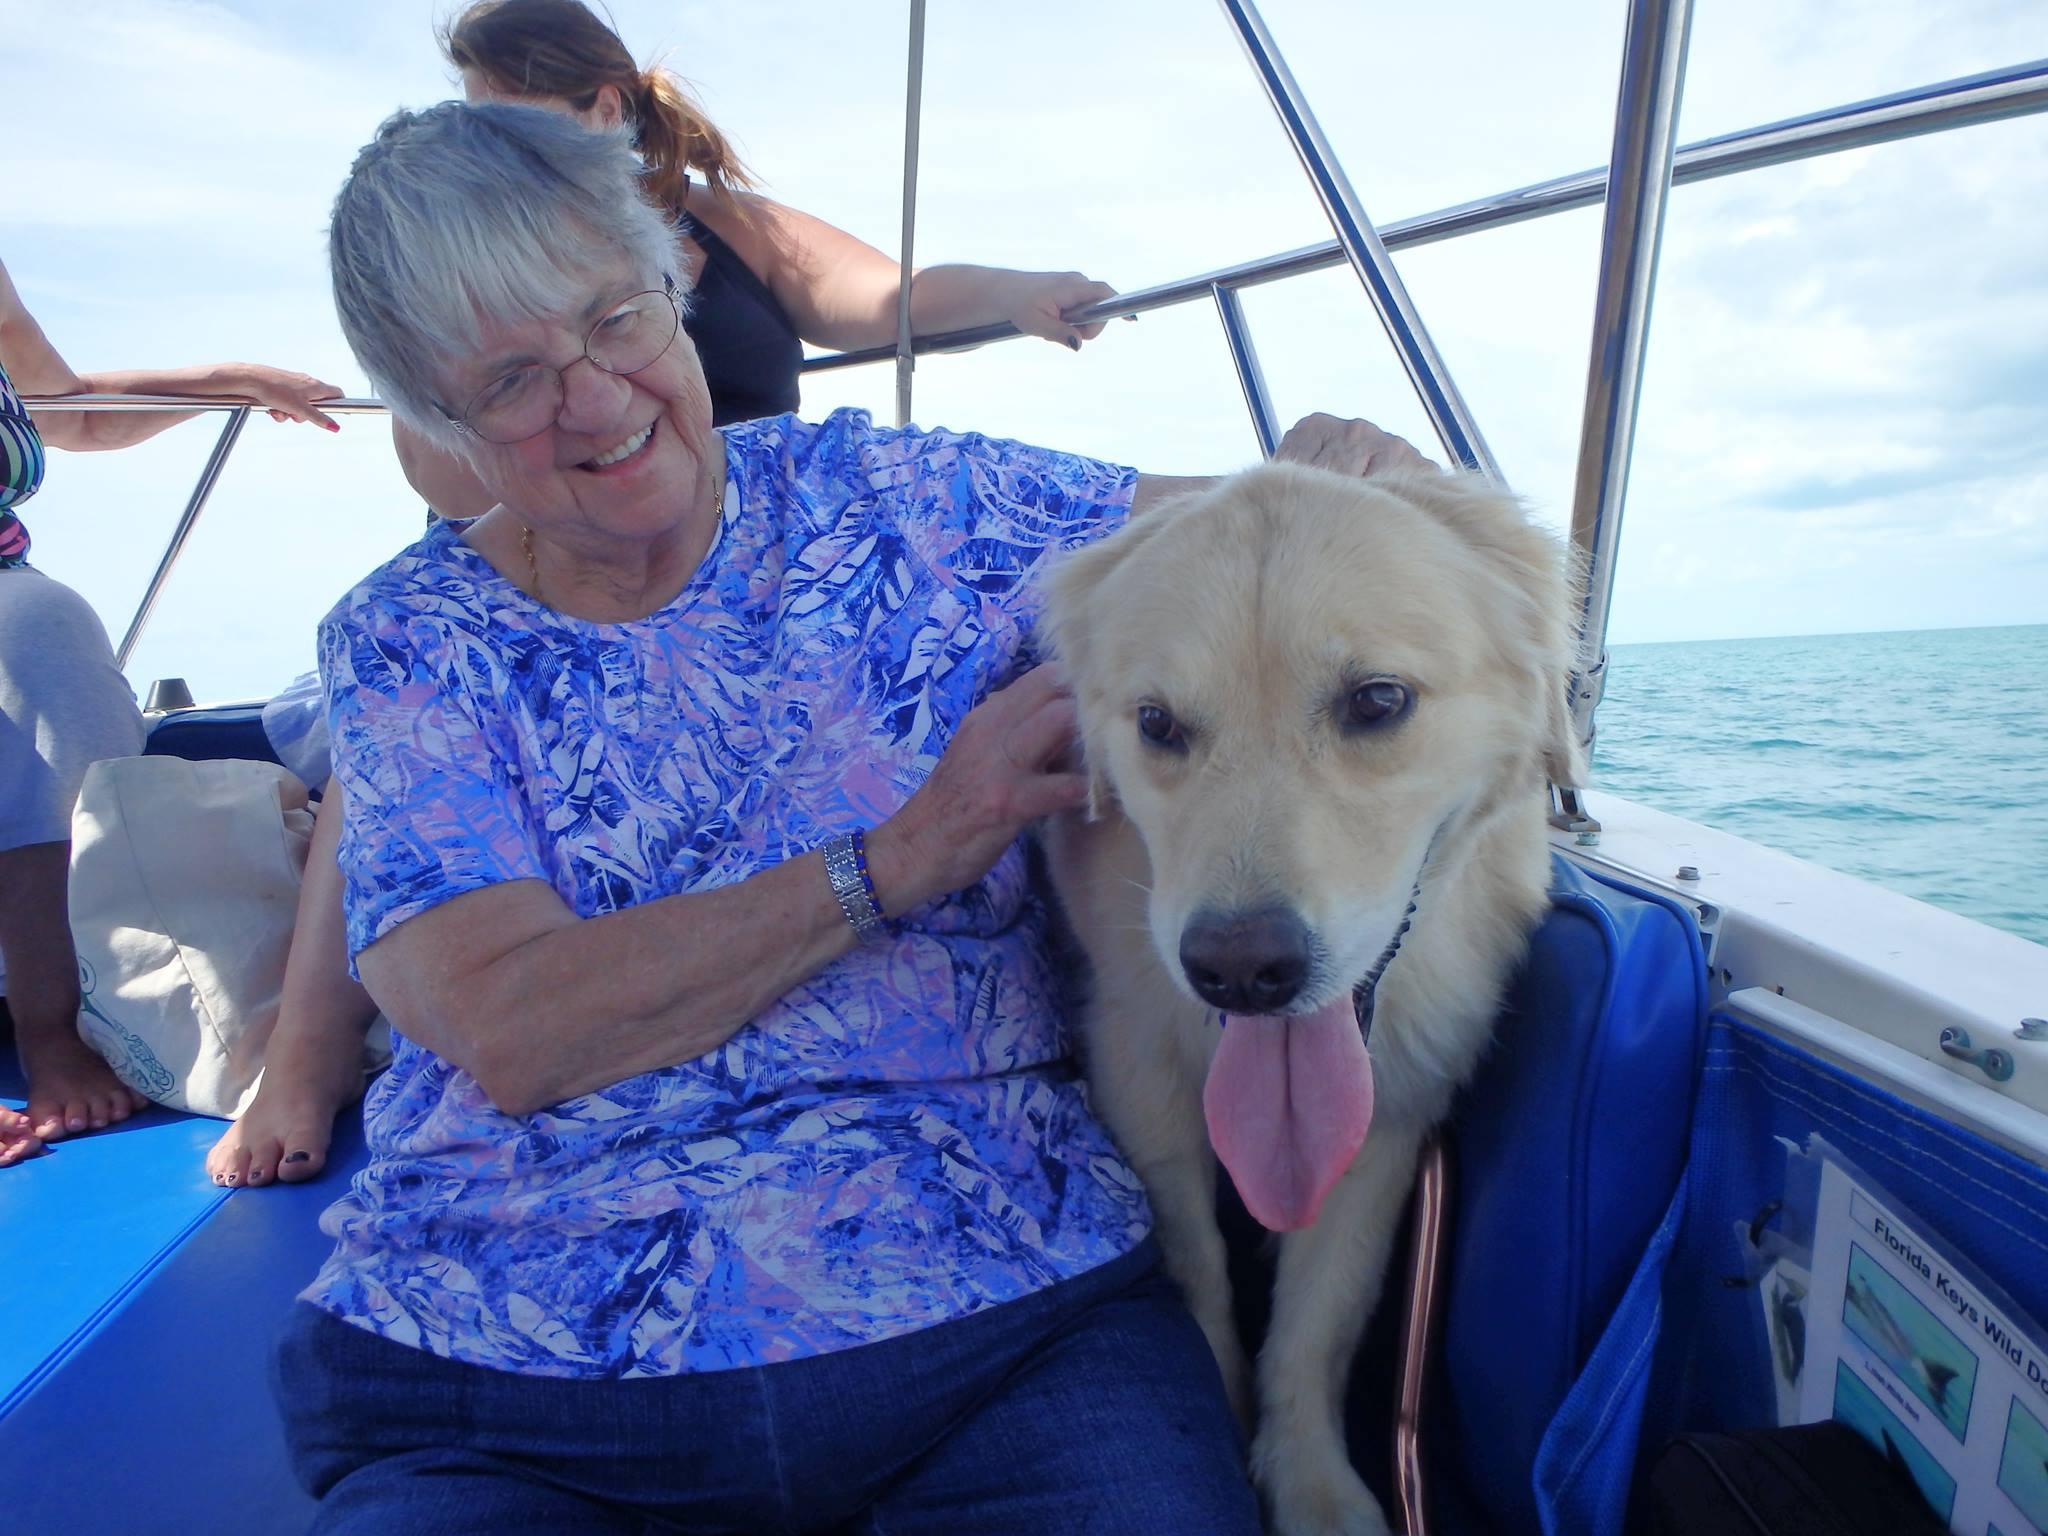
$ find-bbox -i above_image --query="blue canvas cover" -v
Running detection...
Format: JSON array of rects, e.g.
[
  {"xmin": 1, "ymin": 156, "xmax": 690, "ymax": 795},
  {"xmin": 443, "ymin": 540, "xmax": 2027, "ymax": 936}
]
[{"xmin": 1429, "ymin": 857, "xmax": 1709, "ymax": 1534}]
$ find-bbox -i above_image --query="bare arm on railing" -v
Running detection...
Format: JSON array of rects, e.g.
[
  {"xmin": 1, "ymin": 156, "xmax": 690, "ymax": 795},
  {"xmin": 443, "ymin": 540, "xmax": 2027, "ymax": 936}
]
[
  {"xmin": 0, "ymin": 255, "xmax": 344, "ymax": 449},
  {"xmin": 689, "ymin": 185, "xmax": 1119, "ymax": 353}
]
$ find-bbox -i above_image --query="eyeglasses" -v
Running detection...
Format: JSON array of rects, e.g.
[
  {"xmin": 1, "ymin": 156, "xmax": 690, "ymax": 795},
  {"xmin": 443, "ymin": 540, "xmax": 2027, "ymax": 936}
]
[{"xmin": 446, "ymin": 274, "xmax": 682, "ymax": 444}]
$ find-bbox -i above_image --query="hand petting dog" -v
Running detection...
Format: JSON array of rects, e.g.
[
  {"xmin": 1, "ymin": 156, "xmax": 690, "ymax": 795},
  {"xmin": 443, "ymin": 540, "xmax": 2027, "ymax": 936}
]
[{"xmin": 1275, "ymin": 412, "xmax": 1435, "ymax": 478}]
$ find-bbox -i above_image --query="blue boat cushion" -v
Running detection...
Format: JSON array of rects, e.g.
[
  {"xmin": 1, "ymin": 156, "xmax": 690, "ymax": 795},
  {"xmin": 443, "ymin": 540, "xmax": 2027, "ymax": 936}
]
[
  {"xmin": 0, "ymin": 1112, "xmax": 366, "ymax": 1530},
  {"xmin": 1, "ymin": 696, "xmax": 330, "ymax": 1531},
  {"xmin": 0, "ymin": 1104, "xmax": 235, "ymax": 1418}
]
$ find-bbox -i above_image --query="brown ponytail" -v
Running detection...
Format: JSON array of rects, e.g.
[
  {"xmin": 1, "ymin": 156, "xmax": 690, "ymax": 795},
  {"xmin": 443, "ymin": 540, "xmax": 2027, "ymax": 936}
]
[
  {"xmin": 633, "ymin": 60, "xmax": 757, "ymax": 212},
  {"xmin": 441, "ymin": 0, "xmax": 757, "ymax": 219}
]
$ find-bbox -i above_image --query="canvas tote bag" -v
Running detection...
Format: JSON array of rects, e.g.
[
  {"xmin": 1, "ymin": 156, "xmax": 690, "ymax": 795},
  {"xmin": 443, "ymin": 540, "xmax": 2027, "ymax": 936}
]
[{"xmin": 67, "ymin": 754, "xmax": 388, "ymax": 1119}]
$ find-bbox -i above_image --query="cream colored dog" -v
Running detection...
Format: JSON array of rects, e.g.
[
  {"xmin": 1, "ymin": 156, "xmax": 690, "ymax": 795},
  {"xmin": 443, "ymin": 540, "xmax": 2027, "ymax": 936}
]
[{"xmin": 1044, "ymin": 460, "xmax": 1581, "ymax": 1536}]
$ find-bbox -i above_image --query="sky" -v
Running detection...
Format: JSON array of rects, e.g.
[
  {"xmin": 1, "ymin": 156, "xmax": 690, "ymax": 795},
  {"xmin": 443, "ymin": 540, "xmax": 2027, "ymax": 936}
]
[{"xmin": 3, "ymin": 0, "xmax": 2044, "ymax": 704}]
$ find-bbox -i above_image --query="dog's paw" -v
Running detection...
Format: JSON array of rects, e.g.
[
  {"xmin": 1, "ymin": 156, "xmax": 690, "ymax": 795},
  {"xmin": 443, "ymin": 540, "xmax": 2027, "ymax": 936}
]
[{"xmin": 1254, "ymin": 1433, "xmax": 1392, "ymax": 1536}]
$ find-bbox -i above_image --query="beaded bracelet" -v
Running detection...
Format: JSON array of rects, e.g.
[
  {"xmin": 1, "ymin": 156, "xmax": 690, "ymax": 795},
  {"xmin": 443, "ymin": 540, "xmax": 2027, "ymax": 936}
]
[{"xmin": 822, "ymin": 829, "xmax": 886, "ymax": 940}]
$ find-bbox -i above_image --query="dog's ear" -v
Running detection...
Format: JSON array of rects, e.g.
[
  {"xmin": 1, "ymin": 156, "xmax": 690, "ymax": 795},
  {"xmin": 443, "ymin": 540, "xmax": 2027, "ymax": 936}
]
[
  {"xmin": 1387, "ymin": 470, "xmax": 1588, "ymax": 790},
  {"xmin": 1042, "ymin": 506, "xmax": 1182, "ymax": 821},
  {"xmin": 1039, "ymin": 660, "xmax": 1114, "ymax": 824},
  {"xmin": 1081, "ymin": 742, "xmax": 1113, "ymax": 823},
  {"xmin": 1044, "ymin": 530, "xmax": 1134, "ymax": 821},
  {"xmin": 1040, "ymin": 533, "xmax": 1120, "ymax": 700},
  {"xmin": 1040, "ymin": 502, "xmax": 1180, "ymax": 682}
]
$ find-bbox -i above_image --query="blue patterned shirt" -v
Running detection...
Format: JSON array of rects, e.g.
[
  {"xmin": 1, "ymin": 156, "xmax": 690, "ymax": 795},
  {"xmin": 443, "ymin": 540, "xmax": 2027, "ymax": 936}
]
[{"xmin": 310, "ymin": 409, "xmax": 1150, "ymax": 1376}]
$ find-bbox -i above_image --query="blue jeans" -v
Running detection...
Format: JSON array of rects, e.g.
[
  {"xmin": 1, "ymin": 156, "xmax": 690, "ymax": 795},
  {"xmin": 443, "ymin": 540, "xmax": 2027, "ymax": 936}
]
[{"xmin": 275, "ymin": 1240, "xmax": 1260, "ymax": 1535}]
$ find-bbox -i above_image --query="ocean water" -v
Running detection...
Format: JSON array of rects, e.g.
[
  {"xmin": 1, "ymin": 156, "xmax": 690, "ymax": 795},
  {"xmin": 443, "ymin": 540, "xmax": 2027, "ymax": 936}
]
[{"xmin": 1595, "ymin": 625, "xmax": 2048, "ymax": 948}]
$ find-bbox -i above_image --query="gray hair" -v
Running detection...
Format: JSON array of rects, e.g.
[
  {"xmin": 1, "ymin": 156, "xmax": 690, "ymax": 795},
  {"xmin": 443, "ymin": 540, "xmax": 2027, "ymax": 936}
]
[{"xmin": 329, "ymin": 100, "xmax": 685, "ymax": 448}]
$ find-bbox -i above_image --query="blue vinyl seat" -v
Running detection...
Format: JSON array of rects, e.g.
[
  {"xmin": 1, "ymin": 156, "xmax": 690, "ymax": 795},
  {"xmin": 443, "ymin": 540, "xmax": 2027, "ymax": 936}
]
[
  {"xmin": 1, "ymin": 704, "xmax": 339, "ymax": 1531},
  {"xmin": 0, "ymin": 1094, "xmax": 362, "ymax": 1533}
]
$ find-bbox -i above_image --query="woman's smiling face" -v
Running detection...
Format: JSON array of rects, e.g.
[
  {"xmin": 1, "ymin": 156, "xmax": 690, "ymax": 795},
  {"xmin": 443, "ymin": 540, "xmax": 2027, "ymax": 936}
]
[{"xmin": 442, "ymin": 264, "xmax": 717, "ymax": 544}]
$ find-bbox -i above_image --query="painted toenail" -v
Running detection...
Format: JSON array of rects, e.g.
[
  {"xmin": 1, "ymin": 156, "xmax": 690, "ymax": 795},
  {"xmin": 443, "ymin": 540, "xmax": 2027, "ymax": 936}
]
[{"xmin": 284, "ymin": 1151, "xmax": 311, "ymax": 1164}]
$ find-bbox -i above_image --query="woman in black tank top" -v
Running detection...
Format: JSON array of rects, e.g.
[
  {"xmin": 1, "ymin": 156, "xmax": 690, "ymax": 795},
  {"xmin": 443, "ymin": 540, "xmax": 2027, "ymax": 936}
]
[
  {"xmin": 396, "ymin": 2, "xmax": 1124, "ymax": 519},
  {"xmin": 675, "ymin": 213, "xmax": 802, "ymax": 428},
  {"xmin": 442, "ymin": 0, "xmax": 1120, "ymax": 425}
]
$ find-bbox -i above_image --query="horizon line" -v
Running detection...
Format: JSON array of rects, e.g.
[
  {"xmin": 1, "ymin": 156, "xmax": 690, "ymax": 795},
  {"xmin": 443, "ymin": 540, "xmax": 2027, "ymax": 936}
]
[{"xmin": 1611, "ymin": 618, "xmax": 2048, "ymax": 648}]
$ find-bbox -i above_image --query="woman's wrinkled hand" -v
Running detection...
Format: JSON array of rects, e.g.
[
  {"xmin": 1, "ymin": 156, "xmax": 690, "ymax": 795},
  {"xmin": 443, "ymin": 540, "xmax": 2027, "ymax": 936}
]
[
  {"xmin": 1007, "ymin": 271, "xmax": 1120, "ymax": 349},
  {"xmin": 867, "ymin": 666, "xmax": 1088, "ymax": 914},
  {"xmin": 214, "ymin": 364, "xmax": 345, "ymax": 432},
  {"xmin": 1275, "ymin": 413, "xmax": 1435, "ymax": 477}
]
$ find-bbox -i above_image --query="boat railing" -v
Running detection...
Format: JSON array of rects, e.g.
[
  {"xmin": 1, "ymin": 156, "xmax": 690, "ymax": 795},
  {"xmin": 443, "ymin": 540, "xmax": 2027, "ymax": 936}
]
[
  {"xmin": 1215, "ymin": 0, "xmax": 1502, "ymax": 481},
  {"xmin": 17, "ymin": 396, "xmax": 389, "ymax": 668},
  {"xmin": 1555, "ymin": 0, "xmax": 1692, "ymax": 835},
  {"xmin": 24, "ymin": 26, "xmax": 2048, "ymax": 745},
  {"xmin": 805, "ymin": 53, "xmax": 2048, "ymax": 372}
]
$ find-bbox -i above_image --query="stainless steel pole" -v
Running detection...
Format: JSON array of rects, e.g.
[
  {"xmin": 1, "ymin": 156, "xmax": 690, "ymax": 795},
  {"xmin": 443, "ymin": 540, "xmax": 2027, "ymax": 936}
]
[
  {"xmin": 1212, "ymin": 284, "xmax": 1282, "ymax": 458},
  {"xmin": 894, "ymin": 0, "xmax": 928, "ymax": 428},
  {"xmin": 1556, "ymin": 0, "xmax": 1695, "ymax": 829},
  {"xmin": 1215, "ymin": 0, "xmax": 1502, "ymax": 479},
  {"xmin": 115, "ymin": 406, "xmax": 252, "ymax": 668}
]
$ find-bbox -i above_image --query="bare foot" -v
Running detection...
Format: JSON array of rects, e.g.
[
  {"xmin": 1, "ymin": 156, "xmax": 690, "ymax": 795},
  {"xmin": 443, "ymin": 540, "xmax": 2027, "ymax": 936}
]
[
  {"xmin": 205, "ymin": 1037, "xmax": 366, "ymax": 1189},
  {"xmin": 20, "ymin": 1026, "xmax": 148, "ymax": 1142},
  {"xmin": 205, "ymin": 778, "xmax": 381, "ymax": 1190},
  {"xmin": 2, "ymin": 839, "xmax": 149, "ymax": 1144},
  {"xmin": 1, "ymin": 1105, "xmax": 45, "ymax": 1167}
]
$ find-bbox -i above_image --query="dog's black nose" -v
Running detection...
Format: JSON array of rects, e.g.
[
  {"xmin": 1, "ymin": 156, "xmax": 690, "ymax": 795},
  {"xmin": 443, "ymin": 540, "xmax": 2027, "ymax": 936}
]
[{"xmin": 1179, "ymin": 907, "xmax": 1312, "ymax": 1013}]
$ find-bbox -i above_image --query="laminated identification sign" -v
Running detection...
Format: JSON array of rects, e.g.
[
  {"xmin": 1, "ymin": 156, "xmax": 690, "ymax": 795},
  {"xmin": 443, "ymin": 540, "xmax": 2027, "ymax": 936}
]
[{"xmin": 1799, "ymin": 1155, "xmax": 2048, "ymax": 1535}]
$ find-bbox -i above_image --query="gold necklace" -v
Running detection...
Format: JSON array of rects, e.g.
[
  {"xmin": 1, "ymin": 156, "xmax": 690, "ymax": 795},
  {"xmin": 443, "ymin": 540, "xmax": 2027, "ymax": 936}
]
[
  {"xmin": 521, "ymin": 523, "xmax": 541, "ymax": 599},
  {"xmin": 520, "ymin": 468, "xmax": 726, "ymax": 607}
]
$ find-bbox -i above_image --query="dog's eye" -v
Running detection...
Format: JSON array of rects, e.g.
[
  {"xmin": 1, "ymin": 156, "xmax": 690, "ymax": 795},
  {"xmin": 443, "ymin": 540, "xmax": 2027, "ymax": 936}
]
[
  {"xmin": 1137, "ymin": 704, "xmax": 1185, "ymax": 751},
  {"xmin": 1346, "ymin": 680, "xmax": 1412, "ymax": 729}
]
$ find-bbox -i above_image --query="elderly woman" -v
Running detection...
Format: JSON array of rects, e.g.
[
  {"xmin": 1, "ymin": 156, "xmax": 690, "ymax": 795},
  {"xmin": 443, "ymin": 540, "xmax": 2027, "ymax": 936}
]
[{"xmin": 286, "ymin": 100, "xmax": 1422, "ymax": 1533}]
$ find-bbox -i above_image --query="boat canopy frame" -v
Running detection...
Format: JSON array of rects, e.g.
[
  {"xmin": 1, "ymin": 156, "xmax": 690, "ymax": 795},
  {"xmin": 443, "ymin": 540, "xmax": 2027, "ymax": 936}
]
[{"xmin": 26, "ymin": 7, "xmax": 2048, "ymax": 774}]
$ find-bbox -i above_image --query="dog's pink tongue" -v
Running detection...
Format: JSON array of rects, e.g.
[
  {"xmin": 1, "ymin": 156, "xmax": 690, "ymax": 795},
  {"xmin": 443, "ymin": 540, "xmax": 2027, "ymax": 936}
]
[{"xmin": 1203, "ymin": 998, "xmax": 1374, "ymax": 1232}]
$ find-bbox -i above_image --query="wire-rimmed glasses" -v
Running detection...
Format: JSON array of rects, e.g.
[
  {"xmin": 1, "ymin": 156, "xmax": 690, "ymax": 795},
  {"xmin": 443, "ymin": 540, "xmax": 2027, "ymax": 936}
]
[{"xmin": 446, "ymin": 274, "xmax": 682, "ymax": 444}]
